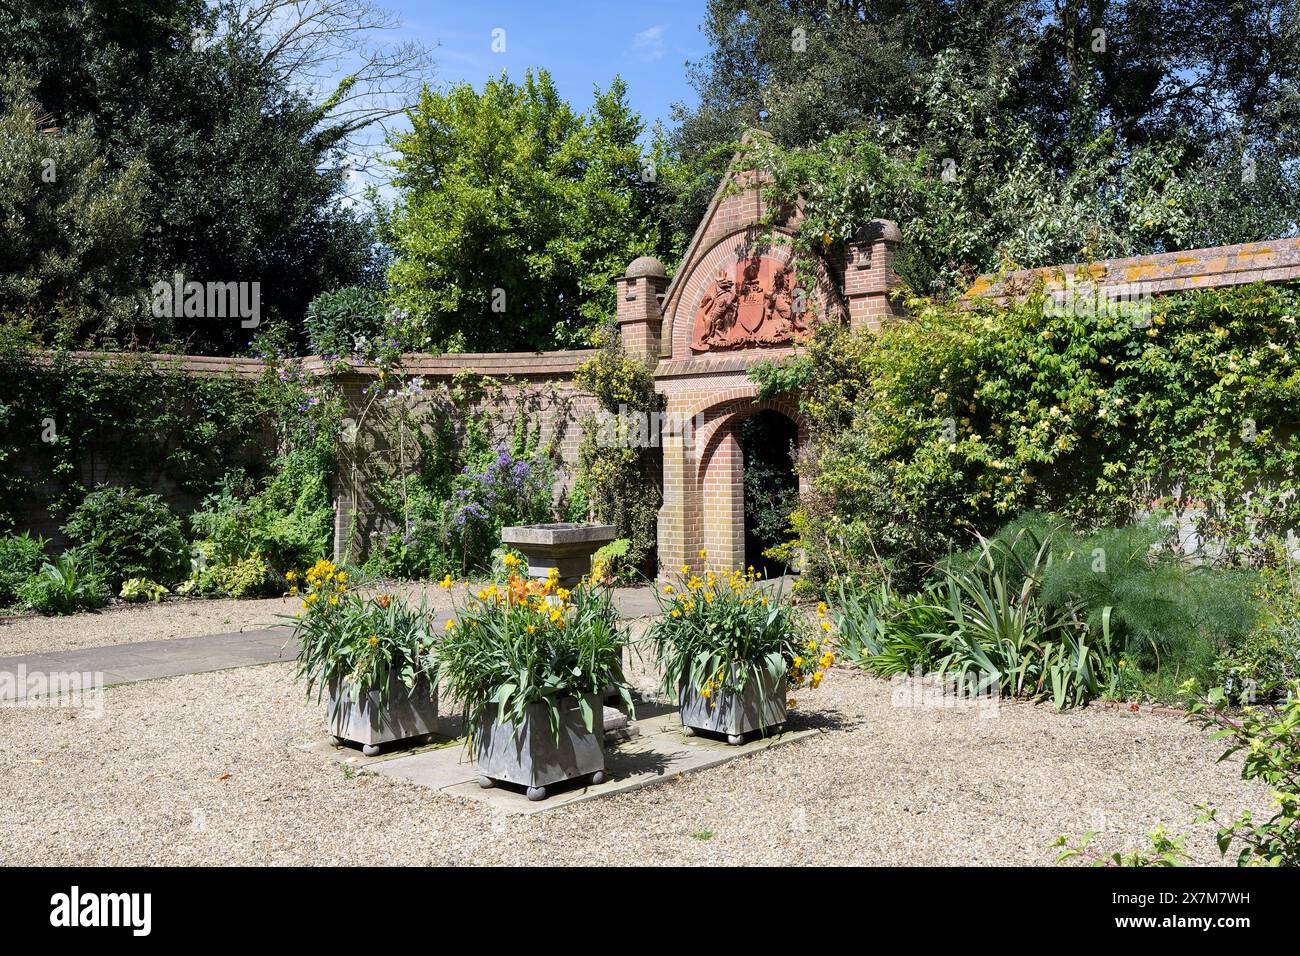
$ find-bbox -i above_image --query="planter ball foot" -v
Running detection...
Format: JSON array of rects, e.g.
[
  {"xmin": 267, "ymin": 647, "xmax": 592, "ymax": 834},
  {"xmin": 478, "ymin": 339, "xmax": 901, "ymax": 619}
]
[
  {"xmin": 478, "ymin": 775, "xmax": 495, "ymax": 789},
  {"xmin": 590, "ymin": 770, "xmax": 606, "ymax": 785},
  {"xmin": 416, "ymin": 733, "xmax": 436, "ymax": 746},
  {"xmin": 526, "ymin": 786, "xmax": 547, "ymax": 802},
  {"xmin": 682, "ymin": 726, "xmax": 696, "ymax": 737},
  {"xmin": 362, "ymin": 743, "xmax": 382, "ymax": 757},
  {"xmin": 331, "ymin": 736, "xmax": 345, "ymax": 747},
  {"xmin": 727, "ymin": 733, "xmax": 745, "ymax": 746}
]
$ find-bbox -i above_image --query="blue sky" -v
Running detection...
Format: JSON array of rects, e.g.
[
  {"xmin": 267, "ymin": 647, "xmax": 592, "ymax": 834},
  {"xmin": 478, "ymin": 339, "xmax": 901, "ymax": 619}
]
[{"xmin": 386, "ymin": 0, "xmax": 707, "ymax": 132}]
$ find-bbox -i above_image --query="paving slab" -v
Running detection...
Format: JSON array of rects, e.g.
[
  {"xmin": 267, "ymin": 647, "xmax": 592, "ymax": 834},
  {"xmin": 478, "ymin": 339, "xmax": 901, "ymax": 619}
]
[
  {"xmin": 0, "ymin": 629, "xmax": 301, "ymax": 699},
  {"xmin": 307, "ymin": 703, "xmax": 818, "ymax": 814}
]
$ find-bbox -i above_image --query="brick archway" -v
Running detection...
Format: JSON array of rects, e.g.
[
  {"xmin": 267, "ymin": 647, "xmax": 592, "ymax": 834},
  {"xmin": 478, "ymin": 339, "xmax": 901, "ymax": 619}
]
[{"xmin": 657, "ymin": 386, "xmax": 807, "ymax": 575}]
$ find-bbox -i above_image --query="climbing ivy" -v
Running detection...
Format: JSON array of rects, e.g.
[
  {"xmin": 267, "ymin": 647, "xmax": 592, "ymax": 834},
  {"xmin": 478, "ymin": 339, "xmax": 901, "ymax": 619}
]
[{"xmin": 751, "ymin": 281, "xmax": 1300, "ymax": 588}]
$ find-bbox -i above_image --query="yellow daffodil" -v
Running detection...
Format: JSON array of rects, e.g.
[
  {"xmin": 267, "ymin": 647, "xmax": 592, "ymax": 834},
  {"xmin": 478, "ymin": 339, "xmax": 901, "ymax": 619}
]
[
  {"xmin": 444, "ymin": 618, "xmax": 456, "ymax": 631},
  {"xmin": 440, "ymin": 574, "xmax": 453, "ymax": 589}
]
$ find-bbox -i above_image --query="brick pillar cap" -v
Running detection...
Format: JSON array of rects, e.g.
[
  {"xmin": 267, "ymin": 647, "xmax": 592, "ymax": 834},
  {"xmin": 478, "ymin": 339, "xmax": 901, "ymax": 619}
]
[
  {"xmin": 625, "ymin": 256, "xmax": 667, "ymax": 279},
  {"xmin": 855, "ymin": 219, "xmax": 902, "ymax": 244}
]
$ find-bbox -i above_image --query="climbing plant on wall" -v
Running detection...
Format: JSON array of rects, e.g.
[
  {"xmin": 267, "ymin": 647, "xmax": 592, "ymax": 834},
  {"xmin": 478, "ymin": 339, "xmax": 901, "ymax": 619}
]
[
  {"xmin": 573, "ymin": 327, "xmax": 662, "ymax": 577},
  {"xmin": 751, "ymin": 281, "xmax": 1300, "ymax": 589}
]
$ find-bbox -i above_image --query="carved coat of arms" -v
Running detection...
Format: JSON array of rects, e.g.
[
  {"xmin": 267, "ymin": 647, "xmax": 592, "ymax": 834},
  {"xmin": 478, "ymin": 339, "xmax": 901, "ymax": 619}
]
[{"xmin": 690, "ymin": 256, "xmax": 810, "ymax": 352}]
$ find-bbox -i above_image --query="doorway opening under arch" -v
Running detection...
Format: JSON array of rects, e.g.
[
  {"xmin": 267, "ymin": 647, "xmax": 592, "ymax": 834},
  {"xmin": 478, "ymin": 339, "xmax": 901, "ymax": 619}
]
[{"xmin": 739, "ymin": 410, "xmax": 799, "ymax": 577}]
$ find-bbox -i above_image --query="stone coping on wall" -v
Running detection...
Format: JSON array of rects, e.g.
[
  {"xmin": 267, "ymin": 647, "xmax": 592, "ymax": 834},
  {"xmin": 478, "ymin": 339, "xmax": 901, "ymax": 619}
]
[
  {"xmin": 34, "ymin": 349, "xmax": 598, "ymax": 381},
  {"xmin": 963, "ymin": 237, "xmax": 1300, "ymax": 305},
  {"xmin": 655, "ymin": 346, "xmax": 801, "ymax": 381},
  {"xmin": 338, "ymin": 350, "xmax": 597, "ymax": 379},
  {"xmin": 30, "ymin": 350, "xmax": 272, "ymax": 379}
]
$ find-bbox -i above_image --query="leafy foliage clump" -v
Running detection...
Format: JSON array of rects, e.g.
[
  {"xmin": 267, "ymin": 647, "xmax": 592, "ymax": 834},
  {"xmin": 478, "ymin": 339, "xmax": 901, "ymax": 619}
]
[
  {"xmin": 573, "ymin": 329, "xmax": 662, "ymax": 577},
  {"xmin": 18, "ymin": 553, "xmax": 107, "ymax": 615},
  {"xmin": 836, "ymin": 514, "xmax": 1261, "ymax": 707},
  {"xmin": 63, "ymin": 486, "xmax": 187, "ymax": 590},
  {"xmin": 0, "ymin": 532, "xmax": 47, "ymax": 607},
  {"xmin": 754, "ymin": 283, "xmax": 1300, "ymax": 591}
]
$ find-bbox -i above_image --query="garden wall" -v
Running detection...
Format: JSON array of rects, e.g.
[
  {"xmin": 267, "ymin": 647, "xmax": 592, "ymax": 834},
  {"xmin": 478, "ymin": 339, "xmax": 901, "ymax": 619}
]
[
  {"xmin": 331, "ymin": 350, "xmax": 600, "ymax": 563},
  {"xmin": 963, "ymin": 238, "xmax": 1300, "ymax": 304},
  {"xmin": 7, "ymin": 353, "xmax": 277, "ymax": 550}
]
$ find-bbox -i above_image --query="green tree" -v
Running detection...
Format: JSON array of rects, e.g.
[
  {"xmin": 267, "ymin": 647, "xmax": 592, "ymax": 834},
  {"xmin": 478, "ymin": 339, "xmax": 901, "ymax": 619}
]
[
  {"xmin": 0, "ymin": 0, "xmax": 408, "ymax": 353},
  {"xmin": 664, "ymin": 0, "xmax": 1300, "ymax": 280},
  {"xmin": 385, "ymin": 71, "xmax": 671, "ymax": 352},
  {"xmin": 0, "ymin": 66, "xmax": 148, "ymax": 344}
]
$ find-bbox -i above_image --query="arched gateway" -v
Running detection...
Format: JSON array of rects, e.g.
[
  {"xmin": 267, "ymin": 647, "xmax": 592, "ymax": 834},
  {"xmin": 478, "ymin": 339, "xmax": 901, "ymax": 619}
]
[{"xmin": 615, "ymin": 132, "xmax": 905, "ymax": 576}]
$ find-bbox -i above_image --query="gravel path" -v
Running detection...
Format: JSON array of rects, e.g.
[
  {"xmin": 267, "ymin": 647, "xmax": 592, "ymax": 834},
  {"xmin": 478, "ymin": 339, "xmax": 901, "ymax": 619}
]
[
  {"xmin": 0, "ymin": 581, "xmax": 466, "ymax": 658},
  {"xmin": 0, "ymin": 653, "xmax": 1270, "ymax": 866}
]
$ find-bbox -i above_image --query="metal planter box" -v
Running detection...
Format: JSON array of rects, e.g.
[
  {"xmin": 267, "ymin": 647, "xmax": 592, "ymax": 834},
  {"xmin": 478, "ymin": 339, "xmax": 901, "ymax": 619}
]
[
  {"xmin": 474, "ymin": 693, "xmax": 605, "ymax": 800},
  {"xmin": 679, "ymin": 667, "xmax": 787, "ymax": 744},
  {"xmin": 328, "ymin": 671, "xmax": 438, "ymax": 756}
]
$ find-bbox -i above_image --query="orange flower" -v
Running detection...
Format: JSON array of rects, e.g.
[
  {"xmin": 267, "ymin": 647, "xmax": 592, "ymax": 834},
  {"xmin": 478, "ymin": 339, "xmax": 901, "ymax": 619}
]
[{"xmin": 375, "ymin": 594, "xmax": 391, "ymax": 610}]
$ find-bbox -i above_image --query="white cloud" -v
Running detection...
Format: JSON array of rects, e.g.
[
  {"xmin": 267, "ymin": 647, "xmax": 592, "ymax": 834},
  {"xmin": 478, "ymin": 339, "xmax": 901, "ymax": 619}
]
[{"xmin": 633, "ymin": 25, "xmax": 665, "ymax": 61}]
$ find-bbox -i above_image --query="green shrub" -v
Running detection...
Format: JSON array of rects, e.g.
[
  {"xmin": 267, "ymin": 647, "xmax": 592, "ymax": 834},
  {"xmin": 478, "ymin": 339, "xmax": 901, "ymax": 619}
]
[
  {"xmin": 829, "ymin": 514, "xmax": 1264, "ymax": 707},
  {"xmin": 1033, "ymin": 518, "xmax": 1257, "ymax": 683},
  {"xmin": 19, "ymin": 554, "xmax": 108, "ymax": 615},
  {"xmin": 0, "ymin": 531, "xmax": 47, "ymax": 606},
  {"xmin": 62, "ymin": 486, "xmax": 187, "ymax": 589},
  {"xmin": 304, "ymin": 286, "xmax": 386, "ymax": 359},
  {"xmin": 832, "ymin": 577, "xmax": 949, "ymax": 678},
  {"xmin": 1191, "ymin": 685, "xmax": 1300, "ymax": 866},
  {"xmin": 753, "ymin": 283, "xmax": 1300, "ymax": 590},
  {"xmin": 1216, "ymin": 556, "xmax": 1300, "ymax": 700},
  {"xmin": 119, "ymin": 577, "xmax": 167, "ymax": 603},
  {"xmin": 213, "ymin": 555, "xmax": 271, "ymax": 599}
]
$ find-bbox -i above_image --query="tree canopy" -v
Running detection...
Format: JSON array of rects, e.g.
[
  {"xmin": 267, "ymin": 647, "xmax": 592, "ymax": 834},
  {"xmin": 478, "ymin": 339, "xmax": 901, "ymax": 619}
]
[
  {"xmin": 661, "ymin": 0, "xmax": 1300, "ymax": 291},
  {"xmin": 0, "ymin": 0, "xmax": 405, "ymax": 352},
  {"xmin": 385, "ymin": 70, "xmax": 672, "ymax": 352}
]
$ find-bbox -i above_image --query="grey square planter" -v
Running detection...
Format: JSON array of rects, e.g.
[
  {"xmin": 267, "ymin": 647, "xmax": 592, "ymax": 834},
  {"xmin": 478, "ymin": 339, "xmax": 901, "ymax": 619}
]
[
  {"xmin": 327, "ymin": 671, "xmax": 438, "ymax": 757},
  {"xmin": 474, "ymin": 693, "xmax": 605, "ymax": 800},
  {"xmin": 679, "ymin": 667, "xmax": 787, "ymax": 744}
]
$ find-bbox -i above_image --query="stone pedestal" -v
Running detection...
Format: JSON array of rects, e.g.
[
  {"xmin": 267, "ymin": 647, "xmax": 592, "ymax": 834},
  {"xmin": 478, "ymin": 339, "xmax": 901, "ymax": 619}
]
[{"xmin": 500, "ymin": 522, "xmax": 617, "ymax": 585}]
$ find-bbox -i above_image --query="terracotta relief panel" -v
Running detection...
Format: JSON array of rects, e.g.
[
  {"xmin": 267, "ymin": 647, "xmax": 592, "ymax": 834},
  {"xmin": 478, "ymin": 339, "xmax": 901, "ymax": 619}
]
[{"xmin": 690, "ymin": 256, "xmax": 811, "ymax": 352}]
